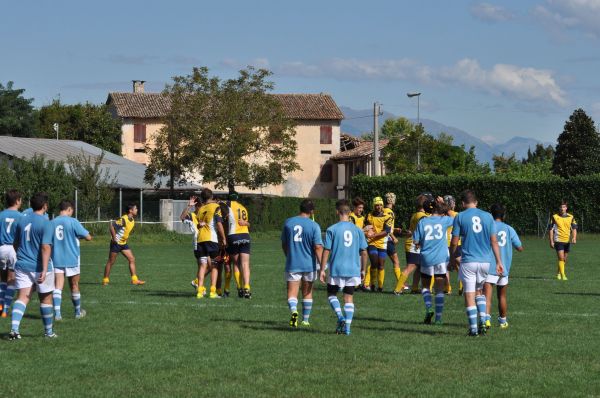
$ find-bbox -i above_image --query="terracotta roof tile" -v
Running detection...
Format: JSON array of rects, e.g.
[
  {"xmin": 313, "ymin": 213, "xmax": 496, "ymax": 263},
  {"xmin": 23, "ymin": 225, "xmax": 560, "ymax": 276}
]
[
  {"xmin": 330, "ymin": 139, "xmax": 389, "ymax": 161},
  {"xmin": 107, "ymin": 92, "xmax": 343, "ymax": 120}
]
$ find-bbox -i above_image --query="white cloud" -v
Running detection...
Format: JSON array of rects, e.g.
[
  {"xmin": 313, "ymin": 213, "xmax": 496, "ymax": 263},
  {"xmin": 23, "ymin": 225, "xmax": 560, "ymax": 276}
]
[
  {"xmin": 279, "ymin": 58, "xmax": 423, "ymax": 81},
  {"xmin": 470, "ymin": 2, "xmax": 515, "ymax": 22},
  {"xmin": 533, "ymin": 0, "xmax": 600, "ymax": 38}
]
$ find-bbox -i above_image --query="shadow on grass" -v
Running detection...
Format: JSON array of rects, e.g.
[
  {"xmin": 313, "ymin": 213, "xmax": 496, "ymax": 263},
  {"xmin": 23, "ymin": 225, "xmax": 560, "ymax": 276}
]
[
  {"xmin": 130, "ymin": 289, "xmax": 192, "ymax": 298},
  {"xmin": 553, "ymin": 292, "xmax": 600, "ymax": 297},
  {"xmin": 240, "ymin": 324, "xmax": 326, "ymax": 334},
  {"xmin": 362, "ymin": 324, "xmax": 454, "ymax": 335}
]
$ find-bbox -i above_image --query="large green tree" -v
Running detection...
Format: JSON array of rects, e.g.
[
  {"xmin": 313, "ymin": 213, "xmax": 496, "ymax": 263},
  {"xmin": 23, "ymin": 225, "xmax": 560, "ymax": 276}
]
[
  {"xmin": 145, "ymin": 66, "xmax": 300, "ymax": 195},
  {"xmin": 0, "ymin": 81, "xmax": 37, "ymax": 137},
  {"xmin": 552, "ymin": 109, "xmax": 600, "ymax": 178},
  {"xmin": 37, "ymin": 100, "xmax": 122, "ymax": 153}
]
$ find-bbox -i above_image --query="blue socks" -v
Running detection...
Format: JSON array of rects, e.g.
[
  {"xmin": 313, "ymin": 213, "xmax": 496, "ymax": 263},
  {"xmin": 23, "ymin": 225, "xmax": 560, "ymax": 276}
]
[
  {"xmin": 435, "ymin": 293, "xmax": 444, "ymax": 321},
  {"xmin": 2, "ymin": 284, "xmax": 15, "ymax": 315},
  {"xmin": 422, "ymin": 288, "xmax": 432, "ymax": 310},
  {"xmin": 302, "ymin": 299, "xmax": 313, "ymax": 322},
  {"xmin": 466, "ymin": 306, "xmax": 478, "ymax": 333},
  {"xmin": 53, "ymin": 289, "xmax": 62, "ymax": 319},
  {"xmin": 475, "ymin": 295, "xmax": 487, "ymax": 326},
  {"xmin": 72, "ymin": 292, "xmax": 81, "ymax": 316},
  {"xmin": 287, "ymin": 298, "xmax": 298, "ymax": 313},
  {"xmin": 328, "ymin": 296, "xmax": 344, "ymax": 321},
  {"xmin": 40, "ymin": 303, "xmax": 54, "ymax": 335},
  {"xmin": 0, "ymin": 282, "xmax": 6, "ymax": 308},
  {"xmin": 343, "ymin": 303, "xmax": 354, "ymax": 334},
  {"xmin": 11, "ymin": 300, "xmax": 27, "ymax": 333}
]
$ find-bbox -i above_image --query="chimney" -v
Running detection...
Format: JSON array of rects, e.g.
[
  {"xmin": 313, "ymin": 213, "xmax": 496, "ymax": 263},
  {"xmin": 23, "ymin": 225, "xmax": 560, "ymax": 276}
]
[{"xmin": 132, "ymin": 80, "xmax": 146, "ymax": 93}]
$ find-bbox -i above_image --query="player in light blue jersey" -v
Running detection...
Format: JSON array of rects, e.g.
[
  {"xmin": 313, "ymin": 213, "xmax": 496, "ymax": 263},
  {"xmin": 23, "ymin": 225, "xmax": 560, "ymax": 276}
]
[
  {"xmin": 281, "ymin": 199, "xmax": 323, "ymax": 328},
  {"xmin": 51, "ymin": 200, "xmax": 92, "ymax": 321},
  {"xmin": 319, "ymin": 199, "xmax": 368, "ymax": 335},
  {"xmin": 414, "ymin": 200, "xmax": 454, "ymax": 325},
  {"xmin": 484, "ymin": 204, "xmax": 523, "ymax": 330},
  {"xmin": 450, "ymin": 190, "xmax": 503, "ymax": 337},
  {"xmin": 9, "ymin": 192, "xmax": 56, "ymax": 340},
  {"xmin": 0, "ymin": 190, "xmax": 23, "ymax": 318}
]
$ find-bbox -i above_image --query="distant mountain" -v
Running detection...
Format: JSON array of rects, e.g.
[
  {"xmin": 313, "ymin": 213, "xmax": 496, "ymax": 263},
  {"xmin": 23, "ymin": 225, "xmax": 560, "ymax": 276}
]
[{"xmin": 339, "ymin": 106, "xmax": 553, "ymax": 164}]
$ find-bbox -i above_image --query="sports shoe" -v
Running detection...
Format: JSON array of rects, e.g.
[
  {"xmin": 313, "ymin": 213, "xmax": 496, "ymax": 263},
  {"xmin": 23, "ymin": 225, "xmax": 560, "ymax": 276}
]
[
  {"xmin": 131, "ymin": 279, "xmax": 146, "ymax": 285},
  {"xmin": 289, "ymin": 311, "xmax": 299, "ymax": 328},
  {"xmin": 362, "ymin": 285, "xmax": 372, "ymax": 292},
  {"xmin": 485, "ymin": 319, "xmax": 491, "ymax": 329},
  {"xmin": 102, "ymin": 278, "xmax": 110, "ymax": 286},
  {"xmin": 191, "ymin": 279, "xmax": 199, "ymax": 289},
  {"xmin": 243, "ymin": 289, "xmax": 252, "ymax": 299},
  {"xmin": 196, "ymin": 287, "xmax": 206, "ymax": 299},
  {"xmin": 458, "ymin": 288, "xmax": 463, "ymax": 296},
  {"xmin": 434, "ymin": 319, "xmax": 443, "ymax": 326},
  {"xmin": 54, "ymin": 314, "xmax": 62, "ymax": 321},
  {"xmin": 344, "ymin": 327, "xmax": 351, "ymax": 336},
  {"xmin": 8, "ymin": 330, "xmax": 21, "ymax": 340},
  {"xmin": 377, "ymin": 287, "xmax": 383, "ymax": 293},
  {"xmin": 75, "ymin": 309, "xmax": 87, "ymax": 319},
  {"xmin": 402, "ymin": 285, "xmax": 411, "ymax": 292},
  {"xmin": 335, "ymin": 319, "xmax": 346, "ymax": 334},
  {"xmin": 500, "ymin": 322, "xmax": 509, "ymax": 329},
  {"xmin": 562, "ymin": 275, "xmax": 568, "ymax": 281},
  {"xmin": 556, "ymin": 273, "xmax": 562, "ymax": 280},
  {"xmin": 44, "ymin": 332, "xmax": 58, "ymax": 339},
  {"xmin": 222, "ymin": 290, "xmax": 230, "ymax": 298},
  {"xmin": 208, "ymin": 292, "xmax": 221, "ymax": 299},
  {"xmin": 0, "ymin": 304, "xmax": 3, "ymax": 313},
  {"xmin": 467, "ymin": 329, "xmax": 479, "ymax": 337},
  {"xmin": 424, "ymin": 309, "xmax": 434, "ymax": 324},
  {"xmin": 300, "ymin": 321, "xmax": 311, "ymax": 327},
  {"xmin": 478, "ymin": 323, "xmax": 487, "ymax": 336},
  {"xmin": 1, "ymin": 311, "xmax": 8, "ymax": 318},
  {"xmin": 238, "ymin": 288, "xmax": 244, "ymax": 298},
  {"xmin": 392, "ymin": 290, "xmax": 403, "ymax": 296}
]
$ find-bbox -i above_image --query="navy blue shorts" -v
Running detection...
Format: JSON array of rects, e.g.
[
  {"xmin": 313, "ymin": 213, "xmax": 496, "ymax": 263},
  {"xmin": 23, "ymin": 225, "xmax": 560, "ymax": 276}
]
[
  {"xmin": 555, "ymin": 242, "xmax": 570, "ymax": 253},
  {"xmin": 368, "ymin": 246, "xmax": 387, "ymax": 259},
  {"xmin": 386, "ymin": 240, "xmax": 397, "ymax": 256},
  {"xmin": 227, "ymin": 233, "xmax": 251, "ymax": 255},
  {"xmin": 405, "ymin": 252, "xmax": 421, "ymax": 266},
  {"xmin": 110, "ymin": 242, "xmax": 130, "ymax": 253},
  {"xmin": 196, "ymin": 242, "xmax": 220, "ymax": 259}
]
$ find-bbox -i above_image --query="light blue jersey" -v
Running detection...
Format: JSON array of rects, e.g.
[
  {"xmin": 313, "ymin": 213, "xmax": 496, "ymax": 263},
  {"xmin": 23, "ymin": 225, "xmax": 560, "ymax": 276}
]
[
  {"xmin": 452, "ymin": 207, "xmax": 496, "ymax": 263},
  {"xmin": 323, "ymin": 221, "xmax": 368, "ymax": 278},
  {"xmin": 51, "ymin": 215, "xmax": 90, "ymax": 268},
  {"xmin": 414, "ymin": 215, "xmax": 454, "ymax": 267},
  {"xmin": 22, "ymin": 208, "xmax": 49, "ymax": 220},
  {"xmin": 14, "ymin": 213, "xmax": 54, "ymax": 272},
  {"xmin": 0, "ymin": 209, "xmax": 22, "ymax": 245},
  {"xmin": 281, "ymin": 216, "xmax": 323, "ymax": 273},
  {"xmin": 489, "ymin": 221, "xmax": 521, "ymax": 277}
]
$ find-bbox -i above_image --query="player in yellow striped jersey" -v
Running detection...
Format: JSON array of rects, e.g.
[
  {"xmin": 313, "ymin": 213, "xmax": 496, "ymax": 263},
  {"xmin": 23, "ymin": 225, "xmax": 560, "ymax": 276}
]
[
  {"xmin": 548, "ymin": 200, "xmax": 577, "ymax": 280},
  {"xmin": 349, "ymin": 198, "xmax": 369, "ymax": 288},
  {"xmin": 225, "ymin": 193, "xmax": 252, "ymax": 298},
  {"xmin": 396, "ymin": 194, "xmax": 432, "ymax": 293},
  {"xmin": 443, "ymin": 195, "xmax": 462, "ymax": 294},
  {"xmin": 102, "ymin": 203, "xmax": 145, "ymax": 285},
  {"xmin": 383, "ymin": 193, "xmax": 404, "ymax": 295},
  {"xmin": 195, "ymin": 189, "xmax": 227, "ymax": 299},
  {"xmin": 180, "ymin": 195, "xmax": 208, "ymax": 291},
  {"xmin": 364, "ymin": 197, "xmax": 393, "ymax": 292}
]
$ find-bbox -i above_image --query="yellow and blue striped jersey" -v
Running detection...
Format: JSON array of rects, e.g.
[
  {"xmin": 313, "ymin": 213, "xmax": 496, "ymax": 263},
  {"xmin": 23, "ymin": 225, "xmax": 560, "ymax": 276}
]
[
  {"xmin": 365, "ymin": 211, "xmax": 393, "ymax": 249},
  {"xmin": 113, "ymin": 215, "xmax": 135, "ymax": 245},
  {"xmin": 196, "ymin": 203, "xmax": 223, "ymax": 243},
  {"xmin": 226, "ymin": 201, "xmax": 249, "ymax": 235},
  {"xmin": 349, "ymin": 212, "xmax": 365, "ymax": 229},
  {"xmin": 447, "ymin": 209, "xmax": 461, "ymax": 246},
  {"xmin": 405, "ymin": 211, "xmax": 429, "ymax": 252},
  {"xmin": 549, "ymin": 213, "xmax": 577, "ymax": 243}
]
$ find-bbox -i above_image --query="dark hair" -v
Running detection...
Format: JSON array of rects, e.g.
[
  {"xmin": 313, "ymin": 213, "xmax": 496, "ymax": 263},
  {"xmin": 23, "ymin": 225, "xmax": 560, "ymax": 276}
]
[
  {"xmin": 461, "ymin": 190, "xmax": 477, "ymax": 205},
  {"xmin": 5, "ymin": 189, "xmax": 21, "ymax": 207},
  {"xmin": 490, "ymin": 203, "xmax": 505, "ymax": 220},
  {"xmin": 336, "ymin": 199, "xmax": 351, "ymax": 215},
  {"xmin": 560, "ymin": 200, "xmax": 568, "ymax": 207},
  {"xmin": 352, "ymin": 197, "xmax": 365, "ymax": 208},
  {"xmin": 200, "ymin": 188, "xmax": 213, "ymax": 203},
  {"xmin": 59, "ymin": 200, "xmax": 74, "ymax": 211},
  {"xmin": 416, "ymin": 194, "xmax": 429, "ymax": 211},
  {"xmin": 126, "ymin": 203, "xmax": 137, "ymax": 212},
  {"xmin": 433, "ymin": 202, "xmax": 448, "ymax": 215},
  {"xmin": 300, "ymin": 199, "xmax": 315, "ymax": 214},
  {"xmin": 30, "ymin": 192, "xmax": 49, "ymax": 211}
]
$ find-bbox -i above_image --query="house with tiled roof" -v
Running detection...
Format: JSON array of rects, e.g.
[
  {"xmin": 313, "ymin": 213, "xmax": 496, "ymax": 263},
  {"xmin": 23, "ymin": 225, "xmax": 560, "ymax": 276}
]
[{"xmin": 106, "ymin": 81, "xmax": 344, "ymax": 198}]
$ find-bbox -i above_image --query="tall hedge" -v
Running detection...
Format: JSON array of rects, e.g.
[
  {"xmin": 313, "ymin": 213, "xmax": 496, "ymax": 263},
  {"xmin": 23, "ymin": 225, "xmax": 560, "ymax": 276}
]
[{"xmin": 351, "ymin": 174, "xmax": 600, "ymax": 234}]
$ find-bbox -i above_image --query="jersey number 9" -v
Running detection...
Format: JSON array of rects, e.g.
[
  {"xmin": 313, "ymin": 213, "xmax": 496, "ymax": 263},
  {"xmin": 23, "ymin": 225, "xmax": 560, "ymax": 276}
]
[{"xmin": 344, "ymin": 230, "xmax": 353, "ymax": 247}]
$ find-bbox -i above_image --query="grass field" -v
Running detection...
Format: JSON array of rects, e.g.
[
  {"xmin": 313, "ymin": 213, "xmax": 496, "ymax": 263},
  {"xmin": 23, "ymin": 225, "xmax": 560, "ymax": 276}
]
[{"xmin": 3, "ymin": 232, "xmax": 600, "ymax": 397}]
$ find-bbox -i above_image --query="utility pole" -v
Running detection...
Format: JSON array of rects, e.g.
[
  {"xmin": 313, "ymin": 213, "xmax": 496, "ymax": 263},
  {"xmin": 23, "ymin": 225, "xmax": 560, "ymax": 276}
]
[
  {"xmin": 53, "ymin": 123, "xmax": 59, "ymax": 140},
  {"xmin": 407, "ymin": 92, "xmax": 422, "ymax": 171},
  {"xmin": 372, "ymin": 102, "xmax": 382, "ymax": 176}
]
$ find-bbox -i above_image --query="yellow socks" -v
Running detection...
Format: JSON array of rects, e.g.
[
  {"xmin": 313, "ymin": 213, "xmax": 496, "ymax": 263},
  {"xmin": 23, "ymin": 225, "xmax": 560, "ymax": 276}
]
[
  {"xmin": 378, "ymin": 269, "xmax": 385, "ymax": 289},
  {"xmin": 364, "ymin": 265, "xmax": 372, "ymax": 286},
  {"xmin": 558, "ymin": 260, "xmax": 566, "ymax": 278},
  {"xmin": 369, "ymin": 267, "xmax": 377, "ymax": 288},
  {"xmin": 244, "ymin": 284, "xmax": 250, "ymax": 290},
  {"xmin": 102, "ymin": 277, "xmax": 109, "ymax": 285},
  {"xmin": 234, "ymin": 271, "xmax": 241, "ymax": 289},
  {"xmin": 394, "ymin": 268, "xmax": 402, "ymax": 282},
  {"xmin": 131, "ymin": 275, "xmax": 138, "ymax": 283},
  {"xmin": 430, "ymin": 276, "xmax": 435, "ymax": 290},
  {"xmin": 396, "ymin": 272, "xmax": 408, "ymax": 292},
  {"xmin": 224, "ymin": 271, "xmax": 232, "ymax": 291}
]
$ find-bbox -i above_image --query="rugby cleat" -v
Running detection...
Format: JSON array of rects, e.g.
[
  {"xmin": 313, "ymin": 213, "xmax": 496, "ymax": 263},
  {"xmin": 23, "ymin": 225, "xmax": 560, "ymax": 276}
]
[
  {"xmin": 344, "ymin": 327, "xmax": 351, "ymax": 336},
  {"xmin": 392, "ymin": 290, "xmax": 403, "ymax": 296},
  {"xmin": 499, "ymin": 322, "xmax": 509, "ymax": 329},
  {"xmin": 485, "ymin": 319, "xmax": 491, "ymax": 329},
  {"xmin": 289, "ymin": 311, "xmax": 299, "ymax": 328},
  {"xmin": 191, "ymin": 279, "xmax": 199, "ymax": 289},
  {"xmin": 75, "ymin": 309, "xmax": 87, "ymax": 319},
  {"xmin": 377, "ymin": 287, "xmax": 383, "ymax": 293},
  {"xmin": 1, "ymin": 311, "xmax": 8, "ymax": 318},
  {"xmin": 196, "ymin": 287, "xmax": 206, "ymax": 299},
  {"xmin": 243, "ymin": 289, "xmax": 252, "ymax": 299},
  {"xmin": 8, "ymin": 330, "xmax": 21, "ymax": 340},
  {"xmin": 562, "ymin": 275, "xmax": 568, "ymax": 281},
  {"xmin": 335, "ymin": 319, "xmax": 346, "ymax": 334},
  {"xmin": 54, "ymin": 314, "xmax": 62, "ymax": 322},
  {"xmin": 222, "ymin": 290, "xmax": 230, "ymax": 298},
  {"xmin": 556, "ymin": 273, "xmax": 562, "ymax": 280},
  {"xmin": 467, "ymin": 329, "xmax": 479, "ymax": 337},
  {"xmin": 238, "ymin": 288, "xmax": 244, "ymax": 298},
  {"xmin": 131, "ymin": 279, "xmax": 146, "ymax": 286},
  {"xmin": 478, "ymin": 323, "xmax": 487, "ymax": 336},
  {"xmin": 424, "ymin": 309, "xmax": 435, "ymax": 324},
  {"xmin": 208, "ymin": 292, "xmax": 221, "ymax": 299},
  {"xmin": 102, "ymin": 278, "xmax": 110, "ymax": 286},
  {"xmin": 300, "ymin": 321, "xmax": 311, "ymax": 327},
  {"xmin": 44, "ymin": 332, "xmax": 58, "ymax": 339},
  {"xmin": 434, "ymin": 319, "xmax": 443, "ymax": 326}
]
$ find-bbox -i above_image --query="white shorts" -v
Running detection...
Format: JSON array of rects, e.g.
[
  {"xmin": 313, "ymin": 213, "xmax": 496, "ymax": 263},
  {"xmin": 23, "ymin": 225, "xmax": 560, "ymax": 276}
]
[
  {"xmin": 0, "ymin": 244, "xmax": 17, "ymax": 271},
  {"xmin": 285, "ymin": 271, "xmax": 317, "ymax": 282},
  {"xmin": 54, "ymin": 266, "xmax": 81, "ymax": 277},
  {"xmin": 459, "ymin": 262, "xmax": 490, "ymax": 293},
  {"xmin": 486, "ymin": 274, "xmax": 509, "ymax": 286},
  {"xmin": 421, "ymin": 262, "xmax": 448, "ymax": 276},
  {"xmin": 15, "ymin": 269, "xmax": 55, "ymax": 294},
  {"xmin": 327, "ymin": 276, "xmax": 361, "ymax": 288}
]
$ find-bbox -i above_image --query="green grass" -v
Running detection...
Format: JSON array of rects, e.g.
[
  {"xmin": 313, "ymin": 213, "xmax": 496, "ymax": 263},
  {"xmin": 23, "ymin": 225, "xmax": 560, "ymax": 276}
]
[{"xmin": 3, "ymin": 234, "xmax": 600, "ymax": 397}]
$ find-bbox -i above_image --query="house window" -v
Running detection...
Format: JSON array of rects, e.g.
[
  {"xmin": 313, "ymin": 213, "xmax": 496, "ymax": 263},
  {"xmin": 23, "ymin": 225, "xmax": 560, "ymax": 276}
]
[
  {"xmin": 134, "ymin": 148, "xmax": 146, "ymax": 153},
  {"xmin": 320, "ymin": 126, "xmax": 332, "ymax": 144},
  {"xmin": 134, "ymin": 124, "xmax": 147, "ymax": 143},
  {"xmin": 321, "ymin": 150, "xmax": 332, "ymax": 155},
  {"xmin": 320, "ymin": 163, "xmax": 333, "ymax": 183}
]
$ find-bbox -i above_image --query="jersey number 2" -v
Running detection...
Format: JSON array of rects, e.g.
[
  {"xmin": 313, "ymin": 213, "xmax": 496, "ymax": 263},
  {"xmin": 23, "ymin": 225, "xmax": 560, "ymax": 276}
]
[
  {"xmin": 293, "ymin": 225, "xmax": 303, "ymax": 242},
  {"xmin": 424, "ymin": 224, "xmax": 443, "ymax": 240}
]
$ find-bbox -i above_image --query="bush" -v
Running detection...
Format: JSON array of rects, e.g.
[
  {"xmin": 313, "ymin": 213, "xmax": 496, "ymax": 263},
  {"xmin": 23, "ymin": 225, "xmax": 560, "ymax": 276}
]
[{"xmin": 351, "ymin": 174, "xmax": 600, "ymax": 234}]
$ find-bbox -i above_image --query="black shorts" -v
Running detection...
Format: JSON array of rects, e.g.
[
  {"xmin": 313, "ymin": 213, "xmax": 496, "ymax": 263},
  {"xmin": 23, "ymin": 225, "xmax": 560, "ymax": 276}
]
[
  {"xmin": 386, "ymin": 240, "xmax": 397, "ymax": 256},
  {"xmin": 405, "ymin": 252, "xmax": 421, "ymax": 266},
  {"xmin": 420, "ymin": 271, "xmax": 447, "ymax": 278},
  {"xmin": 555, "ymin": 242, "xmax": 571, "ymax": 253},
  {"xmin": 196, "ymin": 242, "xmax": 220, "ymax": 259},
  {"xmin": 227, "ymin": 233, "xmax": 251, "ymax": 255},
  {"xmin": 110, "ymin": 242, "xmax": 130, "ymax": 253},
  {"xmin": 327, "ymin": 284, "xmax": 356, "ymax": 296}
]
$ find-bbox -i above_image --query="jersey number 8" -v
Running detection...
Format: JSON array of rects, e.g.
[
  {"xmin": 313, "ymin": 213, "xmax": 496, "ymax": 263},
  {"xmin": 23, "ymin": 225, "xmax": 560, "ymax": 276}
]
[{"xmin": 472, "ymin": 216, "xmax": 482, "ymax": 233}]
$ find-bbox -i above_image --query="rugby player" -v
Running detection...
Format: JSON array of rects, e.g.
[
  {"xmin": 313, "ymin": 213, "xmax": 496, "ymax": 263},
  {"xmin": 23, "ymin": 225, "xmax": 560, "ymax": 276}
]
[
  {"xmin": 364, "ymin": 197, "xmax": 393, "ymax": 292},
  {"xmin": 548, "ymin": 201, "xmax": 577, "ymax": 280},
  {"xmin": 0, "ymin": 190, "xmax": 22, "ymax": 318},
  {"xmin": 225, "ymin": 193, "xmax": 252, "ymax": 299}
]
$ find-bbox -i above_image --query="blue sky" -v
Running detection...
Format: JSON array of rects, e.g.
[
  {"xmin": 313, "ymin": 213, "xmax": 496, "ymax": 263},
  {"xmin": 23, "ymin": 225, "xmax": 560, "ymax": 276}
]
[{"xmin": 2, "ymin": 0, "xmax": 600, "ymax": 144}]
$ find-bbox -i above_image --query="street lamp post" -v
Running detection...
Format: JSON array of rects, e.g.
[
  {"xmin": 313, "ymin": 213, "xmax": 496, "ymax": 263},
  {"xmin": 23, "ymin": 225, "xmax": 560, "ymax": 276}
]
[{"xmin": 407, "ymin": 92, "xmax": 422, "ymax": 170}]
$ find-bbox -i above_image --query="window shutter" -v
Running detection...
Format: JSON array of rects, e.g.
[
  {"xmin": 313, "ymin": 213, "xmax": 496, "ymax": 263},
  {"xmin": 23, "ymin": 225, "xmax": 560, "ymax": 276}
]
[{"xmin": 320, "ymin": 126, "xmax": 332, "ymax": 144}]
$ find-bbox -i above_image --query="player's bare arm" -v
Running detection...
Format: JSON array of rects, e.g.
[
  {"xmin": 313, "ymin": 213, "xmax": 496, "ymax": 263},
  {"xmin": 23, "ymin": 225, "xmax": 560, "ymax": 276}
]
[
  {"xmin": 450, "ymin": 236, "xmax": 460, "ymax": 270},
  {"xmin": 319, "ymin": 249, "xmax": 331, "ymax": 283},
  {"xmin": 490, "ymin": 234, "xmax": 504, "ymax": 275},
  {"xmin": 360, "ymin": 249, "xmax": 368, "ymax": 278},
  {"xmin": 571, "ymin": 228, "xmax": 577, "ymax": 244},
  {"xmin": 39, "ymin": 243, "xmax": 51, "ymax": 284},
  {"xmin": 548, "ymin": 228, "xmax": 555, "ymax": 248},
  {"xmin": 314, "ymin": 244, "xmax": 324, "ymax": 266}
]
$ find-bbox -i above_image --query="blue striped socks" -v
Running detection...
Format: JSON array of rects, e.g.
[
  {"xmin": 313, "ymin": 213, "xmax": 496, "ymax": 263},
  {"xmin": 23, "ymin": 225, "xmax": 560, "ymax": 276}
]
[
  {"xmin": 422, "ymin": 288, "xmax": 432, "ymax": 310},
  {"xmin": 466, "ymin": 306, "xmax": 478, "ymax": 333},
  {"xmin": 40, "ymin": 303, "xmax": 54, "ymax": 335},
  {"xmin": 11, "ymin": 300, "xmax": 27, "ymax": 333},
  {"xmin": 302, "ymin": 299, "xmax": 313, "ymax": 322},
  {"xmin": 328, "ymin": 296, "xmax": 344, "ymax": 321},
  {"xmin": 435, "ymin": 293, "xmax": 444, "ymax": 321},
  {"xmin": 72, "ymin": 292, "xmax": 81, "ymax": 317},
  {"xmin": 53, "ymin": 289, "xmax": 62, "ymax": 319},
  {"xmin": 2, "ymin": 284, "xmax": 15, "ymax": 315},
  {"xmin": 287, "ymin": 298, "xmax": 298, "ymax": 313},
  {"xmin": 343, "ymin": 303, "xmax": 354, "ymax": 334},
  {"xmin": 475, "ymin": 295, "xmax": 487, "ymax": 326},
  {"xmin": 0, "ymin": 282, "xmax": 6, "ymax": 308}
]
